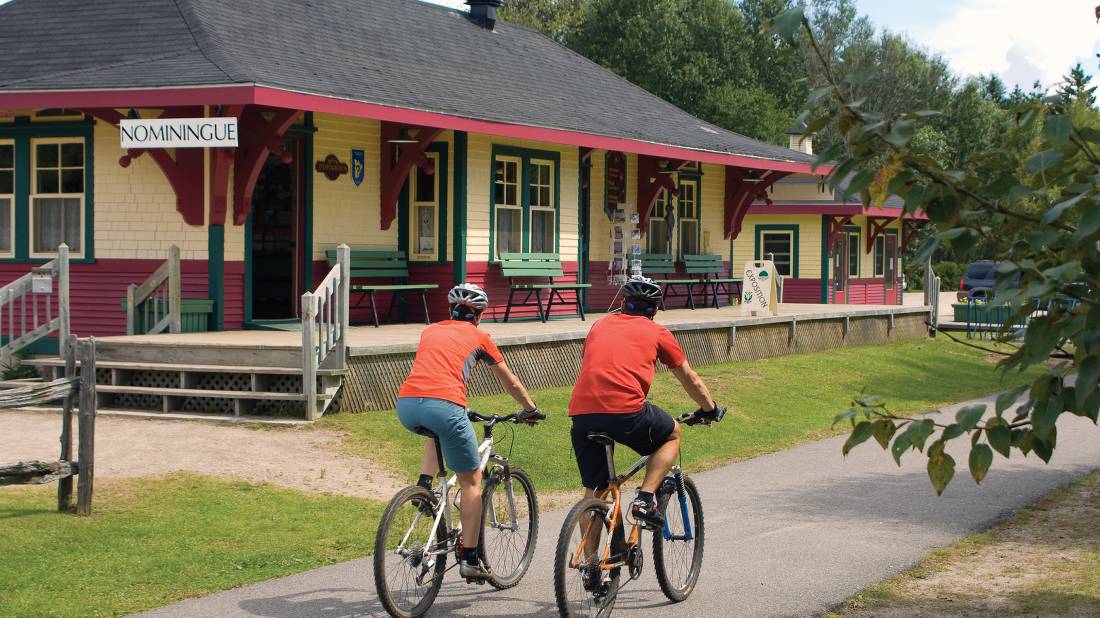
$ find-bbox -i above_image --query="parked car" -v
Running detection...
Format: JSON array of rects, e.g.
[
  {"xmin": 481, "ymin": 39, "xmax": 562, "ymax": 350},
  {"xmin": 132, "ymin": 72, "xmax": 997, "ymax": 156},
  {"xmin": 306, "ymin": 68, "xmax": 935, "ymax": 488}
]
[{"xmin": 957, "ymin": 260, "xmax": 1018, "ymax": 301}]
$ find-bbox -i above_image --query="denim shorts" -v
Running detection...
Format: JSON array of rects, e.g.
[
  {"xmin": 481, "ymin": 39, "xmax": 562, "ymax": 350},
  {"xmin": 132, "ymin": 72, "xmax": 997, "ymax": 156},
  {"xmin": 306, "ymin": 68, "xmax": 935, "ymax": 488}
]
[{"xmin": 396, "ymin": 397, "xmax": 481, "ymax": 473}]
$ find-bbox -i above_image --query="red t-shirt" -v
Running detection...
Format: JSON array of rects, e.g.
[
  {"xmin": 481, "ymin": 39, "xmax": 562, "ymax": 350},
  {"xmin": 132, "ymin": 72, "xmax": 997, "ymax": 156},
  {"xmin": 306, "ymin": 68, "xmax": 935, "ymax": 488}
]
[
  {"xmin": 398, "ymin": 320, "xmax": 505, "ymax": 407},
  {"xmin": 568, "ymin": 313, "xmax": 687, "ymax": 416}
]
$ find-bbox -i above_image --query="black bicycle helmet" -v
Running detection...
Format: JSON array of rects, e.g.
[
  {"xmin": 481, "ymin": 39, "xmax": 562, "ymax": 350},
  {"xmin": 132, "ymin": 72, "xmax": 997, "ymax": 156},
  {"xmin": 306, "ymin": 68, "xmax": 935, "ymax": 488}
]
[
  {"xmin": 448, "ymin": 282, "xmax": 489, "ymax": 310},
  {"xmin": 621, "ymin": 275, "xmax": 663, "ymax": 302}
]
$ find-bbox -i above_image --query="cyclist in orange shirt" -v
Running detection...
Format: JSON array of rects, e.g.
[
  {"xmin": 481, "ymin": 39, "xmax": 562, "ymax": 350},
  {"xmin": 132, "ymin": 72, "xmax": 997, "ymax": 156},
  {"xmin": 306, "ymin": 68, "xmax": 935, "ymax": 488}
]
[
  {"xmin": 396, "ymin": 283, "xmax": 540, "ymax": 581},
  {"xmin": 569, "ymin": 276, "xmax": 720, "ymax": 528}
]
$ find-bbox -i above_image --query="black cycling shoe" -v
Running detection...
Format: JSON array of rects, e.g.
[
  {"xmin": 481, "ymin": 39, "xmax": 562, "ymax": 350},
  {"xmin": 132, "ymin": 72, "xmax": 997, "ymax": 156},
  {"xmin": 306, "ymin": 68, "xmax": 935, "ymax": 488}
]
[{"xmin": 630, "ymin": 496, "xmax": 664, "ymax": 530}]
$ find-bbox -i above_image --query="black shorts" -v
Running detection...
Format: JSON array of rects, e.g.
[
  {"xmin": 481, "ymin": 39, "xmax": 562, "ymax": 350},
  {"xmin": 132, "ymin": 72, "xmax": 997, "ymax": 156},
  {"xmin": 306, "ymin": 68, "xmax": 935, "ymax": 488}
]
[{"xmin": 570, "ymin": 402, "xmax": 677, "ymax": 490}]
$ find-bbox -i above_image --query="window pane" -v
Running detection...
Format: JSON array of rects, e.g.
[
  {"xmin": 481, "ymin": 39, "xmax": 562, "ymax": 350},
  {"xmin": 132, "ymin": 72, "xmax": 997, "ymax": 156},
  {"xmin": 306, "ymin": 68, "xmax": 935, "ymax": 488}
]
[
  {"xmin": 506, "ymin": 185, "xmax": 516, "ymax": 207},
  {"xmin": 61, "ymin": 168, "xmax": 84, "ymax": 194},
  {"xmin": 531, "ymin": 210, "xmax": 555, "ymax": 253},
  {"xmin": 874, "ymin": 237, "xmax": 885, "ymax": 277},
  {"xmin": 648, "ymin": 220, "xmax": 669, "ymax": 254},
  {"xmin": 61, "ymin": 143, "xmax": 83, "ymax": 167},
  {"xmin": 494, "ymin": 181, "xmax": 505, "ymax": 205},
  {"xmin": 0, "ymin": 144, "xmax": 12, "ymax": 168},
  {"xmin": 33, "ymin": 197, "xmax": 80, "ymax": 253},
  {"xmin": 0, "ymin": 198, "xmax": 10, "ymax": 252},
  {"xmin": 415, "ymin": 204, "xmax": 435, "ymax": 256},
  {"xmin": 762, "ymin": 233, "xmax": 792, "ymax": 276},
  {"xmin": 680, "ymin": 221, "xmax": 698, "ymax": 255},
  {"xmin": 415, "ymin": 166, "xmax": 435, "ymax": 203},
  {"xmin": 540, "ymin": 187, "xmax": 550, "ymax": 207},
  {"xmin": 37, "ymin": 170, "xmax": 59, "ymax": 194},
  {"xmin": 36, "ymin": 143, "xmax": 58, "ymax": 168},
  {"xmin": 848, "ymin": 234, "xmax": 860, "ymax": 277},
  {"xmin": 0, "ymin": 170, "xmax": 12, "ymax": 195},
  {"xmin": 496, "ymin": 208, "xmax": 521, "ymax": 255}
]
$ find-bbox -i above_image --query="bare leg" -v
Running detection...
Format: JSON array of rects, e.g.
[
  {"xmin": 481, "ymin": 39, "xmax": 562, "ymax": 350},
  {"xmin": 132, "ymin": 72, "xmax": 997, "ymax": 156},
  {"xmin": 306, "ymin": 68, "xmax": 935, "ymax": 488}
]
[
  {"xmin": 458, "ymin": 468, "xmax": 484, "ymax": 549},
  {"xmin": 419, "ymin": 439, "xmax": 442, "ymax": 477},
  {"xmin": 639, "ymin": 423, "xmax": 681, "ymax": 493}
]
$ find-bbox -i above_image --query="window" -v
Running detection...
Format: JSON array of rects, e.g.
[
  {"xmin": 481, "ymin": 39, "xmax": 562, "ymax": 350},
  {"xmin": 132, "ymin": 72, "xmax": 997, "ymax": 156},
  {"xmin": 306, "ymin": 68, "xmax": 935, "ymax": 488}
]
[
  {"xmin": 647, "ymin": 189, "xmax": 672, "ymax": 254},
  {"xmin": 679, "ymin": 180, "xmax": 699, "ymax": 257},
  {"xmin": 874, "ymin": 236, "xmax": 885, "ymax": 277},
  {"xmin": 760, "ymin": 230, "xmax": 794, "ymax": 277},
  {"xmin": 410, "ymin": 152, "xmax": 439, "ymax": 261},
  {"xmin": 31, "ymin": 139, "xmax": 83, "ymax": 256},
  {"xmin": 529, "ymin": 159, "xmax": 555, "ymax": 253},
  {"xmin": 494, "ymin": 156, "xmax": 521, "ymax": 256},
  {"xmin": 847, "ymin": 231, "xmax": 860, "ymax": 278},
  {"xmin": 0, "ymin": 142, "xmax": 13, "ymax": 256}
]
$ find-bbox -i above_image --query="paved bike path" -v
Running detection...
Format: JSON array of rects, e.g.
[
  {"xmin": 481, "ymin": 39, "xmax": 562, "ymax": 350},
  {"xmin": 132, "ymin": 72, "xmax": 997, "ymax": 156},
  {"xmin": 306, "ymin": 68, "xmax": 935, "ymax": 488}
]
[{"xmin": 139, "ymin": 394, "xmax": 1100, "ymax": 617}]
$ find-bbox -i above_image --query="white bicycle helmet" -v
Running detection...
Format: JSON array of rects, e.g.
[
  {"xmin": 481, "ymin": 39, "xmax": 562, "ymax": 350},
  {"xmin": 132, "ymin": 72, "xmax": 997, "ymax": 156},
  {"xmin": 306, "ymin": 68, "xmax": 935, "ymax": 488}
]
[
  {"xmin": 448, "ymin": 282, "xmax": 489, "ymax": 310},
  {"xmin": 621, "ymin": 275, "xmax": 663, "ymax": 303}
]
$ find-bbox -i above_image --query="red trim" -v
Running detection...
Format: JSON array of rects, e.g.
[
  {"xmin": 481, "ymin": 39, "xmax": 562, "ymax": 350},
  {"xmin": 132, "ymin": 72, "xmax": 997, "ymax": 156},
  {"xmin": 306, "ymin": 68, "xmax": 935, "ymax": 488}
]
[
  {"xmin": 380, "ymin": 123, "xmax": 444, "ymax": 231},
  {"xmin": 231, "ymin": 107, "xmax": 301, "ymax": 225},
  {"xmin": 724, "ymin": 169, "xmax": 790, "ymax": 240},
  {"xmin": 826, "ymin": 214, "xmax": 854, "ymax": 250},
  {"xmin": 747, "ymin": 203, "xmax": 928, "ymax": 219},
  {"xmin": 901, "ymin": 218, "xmax": 925, "ymax": 251},
  {"xmin": 865, "ymin": 215, "xmax": 897, "ymax": 252},
  {"xmin": 636, "ymin": 156, "xmax": 684, "ymax": 232},
  {"xmin": 80, "ymin": 107, "xmax": 206, "ymax": 225}
]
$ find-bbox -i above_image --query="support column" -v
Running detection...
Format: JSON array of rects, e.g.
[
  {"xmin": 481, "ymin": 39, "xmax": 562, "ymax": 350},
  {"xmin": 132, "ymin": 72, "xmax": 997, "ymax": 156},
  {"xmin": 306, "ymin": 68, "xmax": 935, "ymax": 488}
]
[
  {"xmin": 453, "ymin": 131, "xmax": 468, "ymax": 285},
  {"xmin": 208, "ymin": 225, "xmax": 225, "ymax": 331}
]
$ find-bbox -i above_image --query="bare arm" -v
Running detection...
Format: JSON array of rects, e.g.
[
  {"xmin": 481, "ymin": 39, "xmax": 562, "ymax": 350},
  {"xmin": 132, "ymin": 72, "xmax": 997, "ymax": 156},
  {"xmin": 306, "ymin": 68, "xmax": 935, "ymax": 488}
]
[
  {"xmin": 490, "ymin": 362, "xmax": 537, "ymax": 411},
  {"xmin": 670, "ymin": 360, "xmax": 715, "ymax": 411}
]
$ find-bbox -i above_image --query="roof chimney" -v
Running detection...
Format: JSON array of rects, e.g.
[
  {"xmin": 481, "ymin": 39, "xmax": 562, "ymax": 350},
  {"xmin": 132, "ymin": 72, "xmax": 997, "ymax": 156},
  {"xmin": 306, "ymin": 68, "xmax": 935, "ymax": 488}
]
[
  {"xmin": 466, "ymin": 0, "xmax": 504, "ymax": 30},
  {"xmin": 785, "ymin": 120, "xmax": 813, "ymax": 155}
]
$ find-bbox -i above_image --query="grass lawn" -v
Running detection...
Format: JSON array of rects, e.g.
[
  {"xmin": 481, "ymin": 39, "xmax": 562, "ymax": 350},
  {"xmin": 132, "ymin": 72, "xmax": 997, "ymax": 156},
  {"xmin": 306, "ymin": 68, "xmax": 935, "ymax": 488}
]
[
  {"xmin": 0, "ymin": 474, "xmax": 383, "ymax": 618},
  {"xmin": 834, "ymin": 472, "xmax": 1100, "ymax": 617},
  {"xmin": 326, "ymin": 337, "xmax": 1044, "ymax": 493}
]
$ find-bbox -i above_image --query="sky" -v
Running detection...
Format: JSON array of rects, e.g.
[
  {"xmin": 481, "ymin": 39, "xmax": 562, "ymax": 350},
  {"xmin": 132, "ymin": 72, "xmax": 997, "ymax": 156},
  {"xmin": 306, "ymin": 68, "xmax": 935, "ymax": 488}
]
[{"xmin": 425, "ymin": 0, "xmax": 1100, "ymax": 90}]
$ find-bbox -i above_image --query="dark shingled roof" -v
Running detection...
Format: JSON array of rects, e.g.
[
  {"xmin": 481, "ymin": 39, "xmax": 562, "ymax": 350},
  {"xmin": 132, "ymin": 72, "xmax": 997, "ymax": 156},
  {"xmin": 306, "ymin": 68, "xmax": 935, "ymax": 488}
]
[{"xmin": 0, "ymin": 0, "xmax": 814, "ymax": 166}]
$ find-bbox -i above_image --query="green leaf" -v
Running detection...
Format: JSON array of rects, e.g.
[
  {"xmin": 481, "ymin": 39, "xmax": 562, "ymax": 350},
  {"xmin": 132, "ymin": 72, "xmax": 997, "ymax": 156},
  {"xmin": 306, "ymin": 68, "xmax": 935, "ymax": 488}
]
[
  {"xmin": 1023, "ymin": 148, "xmax": 1065, "ymax": 175},
  {"xmin": 767, "ymin": 6, "xmax": 805, "ymax": 42},
  {"xmin": 843, "ymin": 421, "xmax": 875, "ymax": 456},
  {"xmin": 969, "ymin": 444, "xmax": 994, "ymax": 484},
  {"xmin": 996, "ymin": 385, "xmax": 1030, "ymax": 415},
  {"xmin": 891, "ymin": 432, "xmax": 912, "ymax": 466},
  {"xmin": 1012, "ymin": 429, "xmax": 1034, "ymax": 456},
  {"xmin": 872, "ymin": 419, "xmax": 897, "ymax": 449},
  {"xmin": 1075, "ymin": 358, "xmax": 1099, "ymax": 412},
  {"xmin": 1033, "ymin": 427, "xmax": 1057, "ymax": 463},
  {"xmin": 1041, "ymin": 192, "xmax": 1088, "ymax": 225},
  {"xmin": 936, "ymin": 227, "xmax": 970, "ymax": 242},
  {"xmin": 905, "ymin": 418, "xmax": 936, "ymax": 452},
  {"xmin": 941, "ymin": 423, "xmax": 965, "ymax": 442},
  {"xmin": 1075, "ymin": 206, "xmax": 1100, "ymax": 243},
  {"xmin": 986, "ymin": 419, "xmax": 1012, "ymax": 458},
  {"xmin": 956, "ymin": 404, "xmax": 987, "ymax": 430},
  {"xmin": 927, "ymin": 442, "xmax": 956, "ymax": 496},
  {"xmin": 1031, "ymin": 397, "xmax": 1063, "ymax": 440},
  {"xmin": 1043, "ymin": 114, "xmax": 1072, "ymax": 145},
  {"xmin": 833, "ymin": 408, "xmax": 857, "ymax": 427}
]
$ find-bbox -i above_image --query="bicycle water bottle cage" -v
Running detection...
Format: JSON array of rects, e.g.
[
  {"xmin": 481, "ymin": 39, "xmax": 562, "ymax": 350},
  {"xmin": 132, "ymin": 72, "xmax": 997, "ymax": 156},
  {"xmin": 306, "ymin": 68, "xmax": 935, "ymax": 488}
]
[{"xmin": 586, "ymin": 432, "xmax": 615, "ymax": 446}]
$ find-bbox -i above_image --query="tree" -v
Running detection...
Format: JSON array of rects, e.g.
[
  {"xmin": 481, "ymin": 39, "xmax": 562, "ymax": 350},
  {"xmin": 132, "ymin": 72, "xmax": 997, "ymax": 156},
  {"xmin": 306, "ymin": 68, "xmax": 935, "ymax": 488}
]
[
  {"xmin": 499, "ymin": 0, "xmax": 586, "ymax": 43},
  {"xmin": 1059, "ymin": 62, "xmax": 1097, "ymax": 107},
  {"xmin": 770, "ymin": 7, "xmax": 1100, "ymax": 494},
  {"xmin": 979, "ymin": 74, "xmax": 1007, "ymax": 107}
]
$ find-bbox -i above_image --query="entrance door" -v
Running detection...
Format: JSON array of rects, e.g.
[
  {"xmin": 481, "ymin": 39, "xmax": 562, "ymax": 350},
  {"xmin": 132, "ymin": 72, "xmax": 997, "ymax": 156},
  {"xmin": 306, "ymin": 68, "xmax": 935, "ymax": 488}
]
[
  {"xmin": 250, "ymin": 136, "xmax": 305, "ymax": 321},
  {"xmin": 884, "ymin": 234, "xmax": 899, "ymax": 304},
  {"xmin": 832, "ymin": 235, "xmax": 848, "ymax": 303}
]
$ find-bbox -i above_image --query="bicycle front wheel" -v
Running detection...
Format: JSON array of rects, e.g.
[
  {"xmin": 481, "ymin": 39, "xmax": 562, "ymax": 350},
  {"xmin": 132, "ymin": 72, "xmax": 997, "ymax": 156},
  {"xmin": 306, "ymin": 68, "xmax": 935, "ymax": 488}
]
[
  {"xmin": 373, "ymin": 485, "xmax": 447, "ymax": 618},
  {"xmin": 653, "ymin": 475, "xmax": 705, "ymax": 602},
  {"xmin": 554, "ymin": 497, "xmax": 621, "ymax": 617},
  {"xmin": 481, "ymin": 466, "xmax": 539, "ymax": 589}
]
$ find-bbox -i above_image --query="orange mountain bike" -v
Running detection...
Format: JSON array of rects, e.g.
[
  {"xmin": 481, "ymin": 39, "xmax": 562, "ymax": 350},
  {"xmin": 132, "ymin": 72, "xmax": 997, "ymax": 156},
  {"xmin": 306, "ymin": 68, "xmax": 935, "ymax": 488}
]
[{"xmin": 553, "ymin": 407, "xmax": 725, "ymax": 617}]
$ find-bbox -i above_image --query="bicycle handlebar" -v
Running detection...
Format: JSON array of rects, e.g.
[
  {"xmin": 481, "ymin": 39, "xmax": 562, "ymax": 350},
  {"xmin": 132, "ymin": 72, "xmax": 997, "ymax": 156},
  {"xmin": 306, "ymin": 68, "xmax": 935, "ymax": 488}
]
[
  {"xmin": 677, "ymin": 406, "xmax": 727, "ymax": 427},
  {"xmin": 468, "ymin": 410, "xmax": 545, "ymax": 426}
]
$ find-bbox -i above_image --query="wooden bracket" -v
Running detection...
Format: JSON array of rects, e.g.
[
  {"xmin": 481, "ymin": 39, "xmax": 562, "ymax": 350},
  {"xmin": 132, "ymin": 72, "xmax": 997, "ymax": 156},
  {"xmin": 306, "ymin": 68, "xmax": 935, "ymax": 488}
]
[
  {"xmin": 380, "ymin": 122, "xmax": 444, "ymax": 231},
  {"xmin": 79, "ymin": 107, "xmax": 206, "ymax": 225},
  {"xmin": 865, "ymin": 216, "xmax": 897, "ymax": 252},
  {"xmin": 826, "ymin": 214, "xmax": 855, "ymax": 250},
  {"xmin": 637, "ymin": 156, "xmax": 687, "ymax": 232},
  {"xmin": 901, "ymin": 218, "xmax": 924, "ymax": 251},
  {"xmin": 723, "ymin": 168, "xmax": 792, "ymax": 240},
  {"xmin": 231, "ymin": 107, "xmax": 302, "ymax": 225}
]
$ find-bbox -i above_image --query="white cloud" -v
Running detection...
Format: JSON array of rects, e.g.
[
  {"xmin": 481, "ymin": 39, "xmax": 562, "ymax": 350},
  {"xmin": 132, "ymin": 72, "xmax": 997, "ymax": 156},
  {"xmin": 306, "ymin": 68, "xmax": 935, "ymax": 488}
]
[{"xmin": 914, "ymin": 0, "xmax": 1100, "ymax": 89}]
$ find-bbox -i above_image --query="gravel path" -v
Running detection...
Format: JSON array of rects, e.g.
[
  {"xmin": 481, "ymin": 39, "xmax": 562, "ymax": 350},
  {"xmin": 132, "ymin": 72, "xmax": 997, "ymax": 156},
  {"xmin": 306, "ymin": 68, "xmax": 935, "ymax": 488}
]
[{"xmin": 0, "ymin": 411, "xmax": 406, "ymax": 500}]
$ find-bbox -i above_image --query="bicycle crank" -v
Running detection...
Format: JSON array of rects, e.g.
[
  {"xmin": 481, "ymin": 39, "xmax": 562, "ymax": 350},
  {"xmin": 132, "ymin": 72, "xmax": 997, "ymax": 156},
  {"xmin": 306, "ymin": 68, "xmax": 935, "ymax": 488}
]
[{"xmin": 627, "ymin": 545, "xmax": 644, "ymax": 580}]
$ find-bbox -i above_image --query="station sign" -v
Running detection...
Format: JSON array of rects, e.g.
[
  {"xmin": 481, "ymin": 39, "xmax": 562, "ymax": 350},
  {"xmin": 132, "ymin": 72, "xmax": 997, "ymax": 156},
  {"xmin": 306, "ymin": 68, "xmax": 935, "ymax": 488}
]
[
  {"xmin": 120, "ymin": 118, "xmax": 238, "ymax": 149},
  {"xmin": 741, "ymin": 260, "xmax": 780, "ymax": 317}
]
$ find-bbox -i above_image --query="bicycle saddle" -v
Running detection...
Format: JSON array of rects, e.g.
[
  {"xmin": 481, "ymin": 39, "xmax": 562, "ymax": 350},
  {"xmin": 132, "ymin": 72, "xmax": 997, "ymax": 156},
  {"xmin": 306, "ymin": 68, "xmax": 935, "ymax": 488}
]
[
  {"xmin": 586, "ymin": 432, "xmax": 615, "ymax": 446},
  {"xmin": 414, "ymin": 426, "xmax": 437, "ymax": 439}
]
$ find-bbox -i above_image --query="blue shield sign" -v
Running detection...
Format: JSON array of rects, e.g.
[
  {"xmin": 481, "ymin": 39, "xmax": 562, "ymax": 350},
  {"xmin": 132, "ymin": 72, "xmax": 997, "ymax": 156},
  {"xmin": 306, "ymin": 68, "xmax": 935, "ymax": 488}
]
[{"xmin": 351, "ymin": 149, "xmax": 365, "ymax": 186}]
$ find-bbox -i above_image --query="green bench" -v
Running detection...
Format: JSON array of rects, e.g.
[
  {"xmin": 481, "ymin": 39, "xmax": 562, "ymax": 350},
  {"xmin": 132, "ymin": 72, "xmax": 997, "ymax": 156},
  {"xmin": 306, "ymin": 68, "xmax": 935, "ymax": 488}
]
[
  {"xmin": 683, "ymin": 254, "xmax": 741, "ymax": 308},
  {"xmin": 500, "ymin": 252, "xmax": 591, "ymax": 322},
  {"xmin": 640, "ymin": 253, "xmax": 700, "ymax": 309},
  {"xmin": 326, "ymin": 250, "xmax": 438, "ymax": 328}
]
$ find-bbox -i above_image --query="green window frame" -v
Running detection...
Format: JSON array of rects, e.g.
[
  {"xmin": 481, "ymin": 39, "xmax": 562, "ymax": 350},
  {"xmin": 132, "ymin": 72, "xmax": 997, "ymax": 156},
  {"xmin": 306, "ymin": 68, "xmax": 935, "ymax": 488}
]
[
  {"xmin": 0, "ymin": 140, "xmax": 14, "ymax": 257},
  {"xmin": 846, "ymin": 228, "xmax": 860, "ymax": 278},
  {"xmin": 0, "ymin": 119, "xmax": 95, "ymax": 262},
  {"xmin": 489, "ymin": 145, "xmax": 560, "ymax": 261},
  {"xmin": 874, "ymin": 229, "xmax": 899, "ymax": 279},
  {"xmin": 645, "ymin": 170, "xmax": 703, "ymax": 259},
  {"xmin": 398, "ymin": 142, "xmax": 449, "ymax": 264},
  {"xmin": 754, "ymin": 224, "xmax": 799, "ymax": 278}
]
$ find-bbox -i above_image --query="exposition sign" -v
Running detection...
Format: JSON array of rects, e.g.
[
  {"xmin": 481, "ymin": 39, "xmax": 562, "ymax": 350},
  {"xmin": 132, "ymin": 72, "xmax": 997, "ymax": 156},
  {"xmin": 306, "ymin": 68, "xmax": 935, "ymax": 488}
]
[
  {"xmin": 120, "ymin": 118, "xmax": 238, "ymax": 149},
  {"xmin": 741, "ymin": 260, "xmax": 780, "ymax": 317}
]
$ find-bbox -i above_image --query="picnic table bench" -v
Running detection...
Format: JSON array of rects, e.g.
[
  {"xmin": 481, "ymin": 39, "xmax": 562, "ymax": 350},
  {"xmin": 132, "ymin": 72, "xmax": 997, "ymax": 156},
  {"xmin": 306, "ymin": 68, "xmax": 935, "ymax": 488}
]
[
  {"xmin": 500, "ymin": 252, "xmax": 591, "ymax": 322},
  {"xmin": 325, "ymin": 249, "xmax": 438, "ymax": 328},
  {"xmin": 640, "ymin": 253, "xmax": 741, "ymax": 309}
]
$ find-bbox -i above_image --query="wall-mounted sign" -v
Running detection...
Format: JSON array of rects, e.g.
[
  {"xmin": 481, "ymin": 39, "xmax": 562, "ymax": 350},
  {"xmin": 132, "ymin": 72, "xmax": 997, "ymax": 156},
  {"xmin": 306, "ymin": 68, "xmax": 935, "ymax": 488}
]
[
  {"xmin": 351, "ymin": 149, "xmax": 365, "ymax": 186},
  {"xmin": 605, "ymin": 151, "xmax": 627, "ymax": 218},
  {"xmin": 315, "ymin": 154, "xmax": 349, "ymax": 181},
  {"xmin": 120, "ymin": 118, "xmax": 237, "ymax": 148}
]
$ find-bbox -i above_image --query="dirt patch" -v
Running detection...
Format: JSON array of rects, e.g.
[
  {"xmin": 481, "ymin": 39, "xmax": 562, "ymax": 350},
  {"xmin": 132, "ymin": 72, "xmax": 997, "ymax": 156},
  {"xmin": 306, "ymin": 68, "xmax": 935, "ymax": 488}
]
[
  {"xmin": 838, "ymin": 473, "xmax": 1100, "ymax": 617},
  {"xmin": 0, "ymin": 411, "xmax": 406, "ymax": 501}
]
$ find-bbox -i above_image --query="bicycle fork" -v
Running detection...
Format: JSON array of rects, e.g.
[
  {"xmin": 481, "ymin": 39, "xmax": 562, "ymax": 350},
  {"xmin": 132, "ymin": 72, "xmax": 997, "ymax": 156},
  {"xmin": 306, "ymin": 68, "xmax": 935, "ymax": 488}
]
[{"xmin": 661, "ymin": 466, "xmax": 694, "ymax": 542}]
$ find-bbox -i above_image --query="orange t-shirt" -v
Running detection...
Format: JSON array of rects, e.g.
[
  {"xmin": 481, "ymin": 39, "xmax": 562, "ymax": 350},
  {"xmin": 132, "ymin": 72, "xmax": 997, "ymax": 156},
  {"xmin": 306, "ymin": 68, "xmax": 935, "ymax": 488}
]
[
  {"xmin": 398, "ymin": 320, "xmax": 505, "ymax": 407},
  {"xmin": 568, "ymin": 313, "xmax": 686, "ymax": 416}
]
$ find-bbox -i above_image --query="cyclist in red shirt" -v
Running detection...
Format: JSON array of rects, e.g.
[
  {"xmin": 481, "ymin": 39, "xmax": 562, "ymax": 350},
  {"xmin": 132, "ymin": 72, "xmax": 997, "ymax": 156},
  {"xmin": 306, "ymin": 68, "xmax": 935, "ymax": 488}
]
[
  {"xmin": 569, "ymin": 275, "xmax": 720, "ymax": 527},
  {"xmin": 396, "ymin": 283, "xmax": 541, "ymax": 581}
]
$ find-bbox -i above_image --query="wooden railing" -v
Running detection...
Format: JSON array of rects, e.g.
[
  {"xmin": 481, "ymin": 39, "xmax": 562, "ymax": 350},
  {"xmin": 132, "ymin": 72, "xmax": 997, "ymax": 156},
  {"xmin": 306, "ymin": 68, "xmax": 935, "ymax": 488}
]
[
  {"xmin": 0, "ymin": 243, "xmax": 70, "ymax": 365},
  {"xmin": 126, "ymin": 245, "xmax": 181, "ymax": 336},
  {"xmin": 301, "ymin": 244, "xmax": 350, "ymax": 420},
  {"xmin": 925, "ymin": 259, "xmax": 942, "ymax": 335}
]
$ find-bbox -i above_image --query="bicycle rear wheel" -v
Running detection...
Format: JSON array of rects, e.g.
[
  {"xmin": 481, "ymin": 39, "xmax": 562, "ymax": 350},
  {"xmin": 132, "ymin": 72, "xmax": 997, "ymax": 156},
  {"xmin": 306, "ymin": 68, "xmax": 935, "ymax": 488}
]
[
  {"xmin": 554, "ymin": 497, "xmax": 621, "ymax": 617},
  {"xmin": 481, "ymin": 466, "xmax": 539, "ymax": 589},
  {"xmin": 652, "ymin": 475, "xmax": 704, "ymax": 602},
  {"xmin": 373, "ymin": 486, "xmax": 447, "ymax": 618}
]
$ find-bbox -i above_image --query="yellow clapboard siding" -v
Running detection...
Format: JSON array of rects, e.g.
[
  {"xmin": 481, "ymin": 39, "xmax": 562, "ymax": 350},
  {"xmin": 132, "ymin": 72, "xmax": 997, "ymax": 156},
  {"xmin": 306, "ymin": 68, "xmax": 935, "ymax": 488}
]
[
  {"xmin": 770, "ymin": 173, "xmax": 832, "ymax": 202},
  {"xmin": 733, "ymin": 214, "xmax": 824, "ymax": 278}
]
